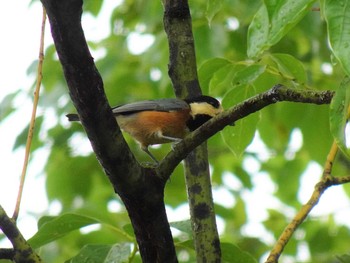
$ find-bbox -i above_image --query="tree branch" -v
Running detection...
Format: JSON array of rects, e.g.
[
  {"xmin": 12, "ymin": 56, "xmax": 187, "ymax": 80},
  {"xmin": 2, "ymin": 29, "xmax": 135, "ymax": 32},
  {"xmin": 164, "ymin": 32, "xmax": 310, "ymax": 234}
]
[
  {"xmin": 157, "ymin": 85, "xmax": 334, "ymax": 179},
  {"xmin": 266, "ymin": 103, "xmax": 347, "ymax": 263},
  {"xmin": 163, "ymin": 0, "xmax": 201, "ymax": 98},
  {"xmin": 0, "ymin": 248, "xmax": 15, "ymax": 260},
  {"xmin": 41, "ymin": 1, "xmax": 177, "ymax": 262},
  {"xmin": 163, "ymin": 0, "xmax": 221, "ymax": 261},
  {"xmin": 0, "ymin": 205, "xmax": 41, "ymax": 262},
  {"xmin": 265, "ymin": 173, "xmax": 350, "ymax": 263}
]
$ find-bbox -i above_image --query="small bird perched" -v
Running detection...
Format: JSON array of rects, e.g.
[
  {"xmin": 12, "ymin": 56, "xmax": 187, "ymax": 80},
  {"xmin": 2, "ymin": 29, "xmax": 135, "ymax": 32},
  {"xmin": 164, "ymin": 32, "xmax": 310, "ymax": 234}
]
[{"xmin": 67, "ymin": 95, "xmax": 222, "ymax": 162}]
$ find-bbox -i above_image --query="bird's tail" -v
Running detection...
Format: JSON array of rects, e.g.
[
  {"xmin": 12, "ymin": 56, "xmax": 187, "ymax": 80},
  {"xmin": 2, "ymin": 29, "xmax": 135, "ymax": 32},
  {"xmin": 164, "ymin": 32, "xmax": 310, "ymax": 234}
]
[{"xmin": 66, "ymin": 113, "xmax": 80, "ymax": 122}]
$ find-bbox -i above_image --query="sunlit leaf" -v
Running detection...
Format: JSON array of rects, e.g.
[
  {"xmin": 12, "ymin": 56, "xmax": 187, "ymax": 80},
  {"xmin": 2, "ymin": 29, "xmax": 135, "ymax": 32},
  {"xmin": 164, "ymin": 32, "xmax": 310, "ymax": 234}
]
[
  {"xmin": 248, "ymin": 0, "xmax": 316, "ymax": 58},
  {"xmin": 247, "ymin": 5, "xmax": 269, "ymax": 58},
  {"xmin": 266, "ymin": 0, "xmax": 316, "ymax": 46}
]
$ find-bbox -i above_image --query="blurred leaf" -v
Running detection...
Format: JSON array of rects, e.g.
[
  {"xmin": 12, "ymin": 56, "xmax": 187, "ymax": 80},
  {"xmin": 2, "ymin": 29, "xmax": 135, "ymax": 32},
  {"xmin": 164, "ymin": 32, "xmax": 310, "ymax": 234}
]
[
  {"xmin": 66, "ymin": 243, "xmax": 131, "ymax": 263},
  {"xmin": 221, "ymin": 85, "xmax": 260, "ymax": 157},
  {"xmin": 221, "ymin": 242, "xmax": 257, "ymax": 263},
  {"xmin": 170, "ymin": 220, "xmax": 193, "ymax": 237},
  {"xmin": 336, "ymin": 254, "xmax": 350, "ymax": 263},
  {"xmin": 28, "ymin": 213, "xmax": 100, "ymax": 249},
  {"xmin": 330, "ymin": 77, "xmax": 350, "ymax": 158},
  {"xmin": 323, "ymin": 0, "xmax": 350, "ymax": 75},
  {"xmin": 0, "ymin": 90, "xmax": 19, "ymax": 121},
  {"xmin": 206, "ymin": 0, "xmax": 223, "ymax": 25},
  {"xmin": 83, "ymin": 0, "xmax": 103, "ymax": 16},
  {"xmin": 122, "ymin": 224, "xmax": 135, "ymax": 238},
  {"xmin": 248, "ymin": 0, "xmax": 316, "ymax": 57},
  {"xmin": 45, "ymin": 149, "xmax": 97, "ymax": 207},
  {"xmin": 13, "ymin": 115, "xmax": 44, "ymax": 151}
]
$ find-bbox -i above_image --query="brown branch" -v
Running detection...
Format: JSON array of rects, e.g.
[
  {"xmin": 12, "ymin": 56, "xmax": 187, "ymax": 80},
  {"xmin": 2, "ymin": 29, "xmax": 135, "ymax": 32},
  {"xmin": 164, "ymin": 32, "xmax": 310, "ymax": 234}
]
[
  {"xmin": 0, "ymin": 206, "xmax": 42, "ymax": 262},
  {"xmin": 157, "ymin": 85, "xmax": 334, "ymax": 179}
]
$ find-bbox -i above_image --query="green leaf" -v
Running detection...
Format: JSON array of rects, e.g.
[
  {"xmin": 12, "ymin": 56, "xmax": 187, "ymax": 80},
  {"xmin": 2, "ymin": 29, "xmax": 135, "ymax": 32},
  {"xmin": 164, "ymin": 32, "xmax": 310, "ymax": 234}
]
[
  {"xmin": 66, "ymin": 243, "xmax": 131, "ymax": 263},
  {"xmin": 206, "ymin": 0, "xmax": 223, "ymax": 25},
  {"xmin": 232, "ymin": 64, "xmax": 266, "ymax": 86},
  {"xmin": 221, "ymin": 242, "xmax": 257, "ymax": 263},
  {"xmin": 83, "ymin": 0, "xmax": 104, "ymax": 17},
  {"xmin": 336, "ymin": 254, "xmax": 350, "ymax": 263},
  {"xmin": 269, "ymin": 53, "xmax": 307, "ymax": 83},
  {"xmin": 0, "ymin": 90, "xmax": 20, "ymax": 121},
  {"xmin": 13, "ymin": 116, "xmax": 44, "ymax": 151},
  {"xmin": 248, "ymin": 0, "xmax": 315, "ymax": 58},
  {"xmin": 247, "ymin": 5, "xmax": 270, "ymax": 58},
  {"xmin": 28, "ymin": 213, "xmax": 100, "ymax": 249},
  {"xmin": 209, "ymin": 63, "xmax": 236, "ymax": 95},
  {"xmin": 330, "ymin": 77, "xmax": 350, "ymax": 158},
  {"xmin": 221, "ymin": 85, "xmax": 260, "ymax": 157},
  {"xmin": 324, "ymin": 0, "xmax": 350, "ymax": 75},
  {"xmin": 198, "ymin": 58, "xmax": 231, "ymax": 94},
  {"xmin": 266, "ymin": 0, "xmax": 316, "ymax": 46}
]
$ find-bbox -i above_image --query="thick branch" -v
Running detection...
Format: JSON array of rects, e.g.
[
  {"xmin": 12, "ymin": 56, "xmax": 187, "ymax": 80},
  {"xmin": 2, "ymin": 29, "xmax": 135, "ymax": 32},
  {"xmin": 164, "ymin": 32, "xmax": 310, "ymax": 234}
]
[
  {"xmin": 41, "ymin": 1, "xmax": 177, "ymax": 262},
  {"xmin": 41, "ymin": 0, "xmax": 141, "ymax": 190},
  {"xmin": 163, "ymin": 0, "xmax": 221, "ymax": 261},
  {"xmin": 0, "ymin": 206, "xmax": 41, "ymax": 262},
  {"xmin": 163, "ymin": 0, "xmax": 201, "ymax": 98},
  {"xmin": 157, "ymin": 85, "xmax": 334, "ymax": 179}
]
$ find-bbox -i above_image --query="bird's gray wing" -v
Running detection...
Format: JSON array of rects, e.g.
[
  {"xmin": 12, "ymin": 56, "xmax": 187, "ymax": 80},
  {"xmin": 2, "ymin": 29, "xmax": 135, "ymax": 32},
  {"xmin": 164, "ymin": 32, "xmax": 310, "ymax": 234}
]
[{"xmin": 111, "ymin": 98, "xmax": 189, "ymax": 114}]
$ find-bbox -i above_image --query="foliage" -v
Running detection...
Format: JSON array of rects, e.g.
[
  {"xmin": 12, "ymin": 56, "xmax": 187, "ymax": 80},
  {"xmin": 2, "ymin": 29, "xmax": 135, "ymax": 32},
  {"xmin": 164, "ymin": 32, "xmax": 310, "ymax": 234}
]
[{"xmin": 2, "ymin": 0, "xmax": 350, "ymax": 262}]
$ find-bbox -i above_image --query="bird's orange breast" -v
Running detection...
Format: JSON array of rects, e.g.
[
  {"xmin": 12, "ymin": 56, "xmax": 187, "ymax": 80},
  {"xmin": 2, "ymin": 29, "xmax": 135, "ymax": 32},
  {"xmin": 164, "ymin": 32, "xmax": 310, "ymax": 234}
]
[{"xmin": 115, "ymin": 109, "xmax": 190, "ymax": 147}]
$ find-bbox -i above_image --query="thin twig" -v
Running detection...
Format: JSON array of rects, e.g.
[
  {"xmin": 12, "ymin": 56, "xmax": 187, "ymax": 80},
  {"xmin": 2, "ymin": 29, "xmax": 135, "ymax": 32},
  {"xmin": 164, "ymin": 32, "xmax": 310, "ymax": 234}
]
[
  {"xmin": 265, "ymin": 104, "xmax": 350, "ymax": 262},
  {"xmin": 265, "ymin": 174, "xmax": 350, "ymax": 262},
  {"xmin": 13, "ymin": 6, "xmax": 46, "ymax": 221}
]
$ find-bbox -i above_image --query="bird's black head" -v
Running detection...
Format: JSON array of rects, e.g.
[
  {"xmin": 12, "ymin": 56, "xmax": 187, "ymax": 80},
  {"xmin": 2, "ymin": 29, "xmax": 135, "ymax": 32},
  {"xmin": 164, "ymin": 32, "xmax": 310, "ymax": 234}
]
[{"xmin": 185, "ymin": 95, "xmax": 222, "ymax": 131}]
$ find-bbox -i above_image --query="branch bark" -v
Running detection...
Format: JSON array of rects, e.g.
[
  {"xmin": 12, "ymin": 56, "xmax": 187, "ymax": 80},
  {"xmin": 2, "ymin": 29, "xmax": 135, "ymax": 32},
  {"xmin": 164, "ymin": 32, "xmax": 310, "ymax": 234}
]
[
  {"xmin": 0, "ymin": 205, "xmax": 41, "ymax": 262},
  {"xmin": 157, "ymin": 85, "xmax": 334, "ymax": 178},
  {"xmin": 41, "ymin": 1, "xmax": 177, "ymax": 262},
  {"xmin": 163, "ymin": 0, "xmax": 221, "ymax": 261}
]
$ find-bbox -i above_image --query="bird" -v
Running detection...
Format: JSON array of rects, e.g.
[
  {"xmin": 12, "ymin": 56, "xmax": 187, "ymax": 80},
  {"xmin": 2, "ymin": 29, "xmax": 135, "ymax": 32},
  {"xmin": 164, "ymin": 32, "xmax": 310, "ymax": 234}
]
[{"xmin": 66, "ymin": 95, "xmax": 223, "ymax": 163}]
